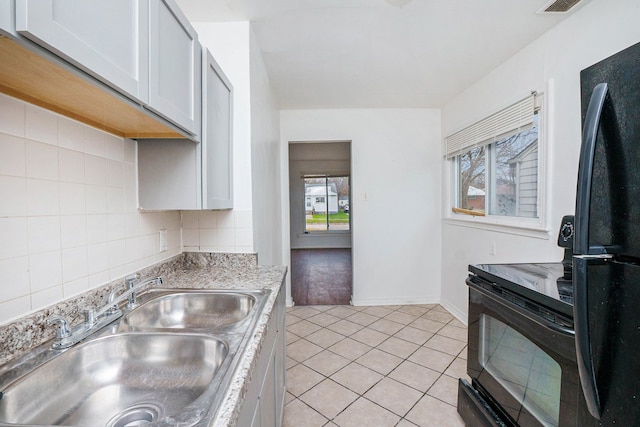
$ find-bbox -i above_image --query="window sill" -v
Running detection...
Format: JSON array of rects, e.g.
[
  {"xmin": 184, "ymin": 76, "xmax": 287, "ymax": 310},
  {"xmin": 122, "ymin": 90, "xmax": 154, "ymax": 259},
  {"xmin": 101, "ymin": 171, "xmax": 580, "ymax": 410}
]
[
  {"xmin": 444, "ymin": 214, "xmax": 552, "ymax": 239},
  {"xmin": 300, "ymin": 230, "xmax": 351, "ymax": 236}
]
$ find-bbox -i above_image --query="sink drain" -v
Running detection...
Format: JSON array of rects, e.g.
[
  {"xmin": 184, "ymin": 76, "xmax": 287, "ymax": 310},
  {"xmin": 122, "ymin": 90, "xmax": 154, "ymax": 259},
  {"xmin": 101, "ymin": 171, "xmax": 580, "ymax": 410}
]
[{"xmin": 106, "ymin": 404, "xmax": 162, "ymax": 427}]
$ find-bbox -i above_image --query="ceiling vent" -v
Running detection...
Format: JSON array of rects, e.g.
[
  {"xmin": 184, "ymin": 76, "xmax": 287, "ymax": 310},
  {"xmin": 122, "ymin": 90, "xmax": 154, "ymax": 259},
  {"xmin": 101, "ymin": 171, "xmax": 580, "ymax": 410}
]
[{"xmin": 538, "ymin": 0, "xmax": 583, "ymax": 13}]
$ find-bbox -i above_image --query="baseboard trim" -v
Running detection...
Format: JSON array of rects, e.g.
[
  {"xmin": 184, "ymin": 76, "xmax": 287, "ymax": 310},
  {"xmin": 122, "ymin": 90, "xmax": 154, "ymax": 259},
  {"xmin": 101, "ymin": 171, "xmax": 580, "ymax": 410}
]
[
  {"xmin": 351, "ymin": 296, "xmax": 440, "ymax": 307},
  {"xmin": 440, "ymin": 298, "xmax": 468, "ymax": 325}
]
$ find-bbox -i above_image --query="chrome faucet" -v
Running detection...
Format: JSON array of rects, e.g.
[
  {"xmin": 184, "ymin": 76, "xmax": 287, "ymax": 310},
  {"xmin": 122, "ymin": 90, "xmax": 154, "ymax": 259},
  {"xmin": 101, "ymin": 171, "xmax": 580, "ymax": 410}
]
[
  {"xmin": 46, "ymin": 275, "xmax": 163, "ymax": 349},
  {"xmin": 124, "ymin": 274, "xmax": 163, "ymax": 309}
]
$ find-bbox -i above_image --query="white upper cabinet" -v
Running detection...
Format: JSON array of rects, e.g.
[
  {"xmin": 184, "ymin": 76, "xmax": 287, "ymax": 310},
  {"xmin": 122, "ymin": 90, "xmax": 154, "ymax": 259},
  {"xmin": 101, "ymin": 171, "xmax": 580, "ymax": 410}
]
[
  {"xmin": 137, "ymin": 47, "xmax": 232, "ymax": 211},
  {"xmin": 148, "ymin": 0, "xmax": 199, "ymax": 136},
  {"xmin": 15, "ymin": 0, "xmax": 149, "ymax": 104},
  {"xmin": 0, "ymin": 0, "xmax": 14, "ymax": 35},
  {"xmin": 202, "ymin": 49, "xmax": 233, "ymax": 210}
]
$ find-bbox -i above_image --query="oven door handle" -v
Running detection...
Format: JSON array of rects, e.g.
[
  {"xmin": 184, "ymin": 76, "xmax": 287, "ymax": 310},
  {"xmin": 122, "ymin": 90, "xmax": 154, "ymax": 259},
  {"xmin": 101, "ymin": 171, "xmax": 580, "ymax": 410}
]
[{"xmin": 467, "ymin": 278, "xmax": 575, "ymax": 337}]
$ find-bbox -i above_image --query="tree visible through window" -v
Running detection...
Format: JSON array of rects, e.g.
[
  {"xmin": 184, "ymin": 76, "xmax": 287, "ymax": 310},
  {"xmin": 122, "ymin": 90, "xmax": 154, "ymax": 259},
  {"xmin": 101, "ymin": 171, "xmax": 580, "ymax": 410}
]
[
  {"xmin": 456, "ymin": 112, "xmax": 539, "ymax": 218},
  {"xmin": 304, "ymin": 176, "xmax": 350, "ymax": 231}
]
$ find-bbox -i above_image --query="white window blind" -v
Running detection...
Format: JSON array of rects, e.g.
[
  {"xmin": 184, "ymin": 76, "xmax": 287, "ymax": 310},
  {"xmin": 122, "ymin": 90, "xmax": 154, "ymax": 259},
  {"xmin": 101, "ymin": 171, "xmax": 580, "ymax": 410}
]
[{"xmin": 445, "ymin": 93, "xmax": 537, "ymax": 159}]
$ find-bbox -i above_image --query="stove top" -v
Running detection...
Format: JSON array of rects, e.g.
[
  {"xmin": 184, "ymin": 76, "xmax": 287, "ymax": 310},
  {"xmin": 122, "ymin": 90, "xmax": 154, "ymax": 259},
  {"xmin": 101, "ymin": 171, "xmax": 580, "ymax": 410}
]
[{"xmin": 469, "ymin": 262, "xmax": 573, "ymax": 318}]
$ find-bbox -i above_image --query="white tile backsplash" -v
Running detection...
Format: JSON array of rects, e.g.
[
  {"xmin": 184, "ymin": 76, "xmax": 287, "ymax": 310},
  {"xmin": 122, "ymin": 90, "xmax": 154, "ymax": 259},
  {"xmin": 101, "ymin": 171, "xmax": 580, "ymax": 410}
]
[
  {"xmin": 218, "ymin": 228, "xmax": 235, "ymax": 247},
  {"xmin": 217, "ymin": 210, "xmax": 234, "ymax": 228},
  {"xmin": 0, "ymin": 176, "xmax": 27, "ymax": 217},
  {"xmin": 29, "ymin": 250, "xmax": 62, "ymax": 292},
  {"xmin": 0, "ymin": 217, "xmax": 28, "ymax": 259},
  {"xmin": 60, "ymin": 215, "xmax": 87, "ymax": 249},
  {"xmin": 25, "ymin": 104, "xmax": 58, "ymax": 145},
  {"xmin": 27, "ymin": 216, "xmax": 61, "ymax": 254},
  {"xmin": 182, "ymin": 209, "xmax": 255, "ymax": 254},
  {"xmin": 26, "ymin": 179, "xmax": 59, "ymax": 216},
  {"xmin": 106, "ymin": 159, "xmax": 124, "ymax": 187},
  {"xmin": 85, "ymin": 185, "xmax": 107, "ymax": 214},
  {"xmin": 0, "ymin": 133, "xmax": 26, "ymax": 176},
  {"xmin": 0, "ymin": 95, "xmax": 25, "ymax": 138},
  {"xmin": 235, "ymin": 227, "xmax": 254, "ymax": 247},
  {"xmin": 182, "ymin": 228, "xmax": 199, "ymax": 246},
  {"xmin": 26, "ymin": 141, "xmax": 58, "ymax": 180},
  {"xmin": 59, "ymin": 182, "xmax": 86, "ymax": 215},
  {"xmin": 198, "ymin": 211, "xmax": 217, "ymax": 228},
  {"xmin": 0, "ymin": 94, "xmax": 182, "ymax": 324},
  {"xmin": 199, "ymin": 228, "xmax": 217, "ymax": 247},
  {"xmin": 59, "ymin": 148, "xmax": 85, "ymax": 183},
  {"xmin": 31, "ymin": 285, "xmax": 64, "ymax": 311},
  {"xmin": 58, "ymin": 117, "xmax": 84, "ymax": 151},
  {"xmin": 0, "ymin": 296, "xmax": 31, "ymax": 324},
  {"xmin": 83, "ymin": 126, "xmax": 105, "ymax": 157},
  {"xmin": 61, "ymin": 246, "xmax": 88, "ymax": 282},
  {"xmin": 0, "ymin": 93, "xmax": 252, "ymax": 325},
  {"xmin": 0, "ymin": 256, "xmax": 29, "ymax": 300},
  {"xmin": 84, "ymin": 154, "xmax": 106, "ymax": 186}
]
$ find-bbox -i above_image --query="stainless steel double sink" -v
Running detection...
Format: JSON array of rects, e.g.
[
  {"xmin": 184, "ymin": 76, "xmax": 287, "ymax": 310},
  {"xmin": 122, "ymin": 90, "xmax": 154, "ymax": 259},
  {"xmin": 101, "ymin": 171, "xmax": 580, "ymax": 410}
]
[{"xmin": 0, "ymin": 288, "xmax": 269, "ymax": 427}]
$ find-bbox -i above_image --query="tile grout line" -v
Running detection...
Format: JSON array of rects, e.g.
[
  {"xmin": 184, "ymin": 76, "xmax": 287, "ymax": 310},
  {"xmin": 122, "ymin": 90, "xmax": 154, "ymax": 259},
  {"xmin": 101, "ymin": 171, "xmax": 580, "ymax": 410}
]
[{"xmin": 285, "ymin": 304, "xmax": 468, "ymax": 426}]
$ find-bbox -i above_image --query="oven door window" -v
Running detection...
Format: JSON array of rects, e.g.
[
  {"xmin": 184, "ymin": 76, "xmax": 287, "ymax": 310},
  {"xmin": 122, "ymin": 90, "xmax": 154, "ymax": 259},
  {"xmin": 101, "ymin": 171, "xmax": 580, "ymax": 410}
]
[{"xmin": 480, "ymin": 314, "xmax": 562, "ymax": 426}]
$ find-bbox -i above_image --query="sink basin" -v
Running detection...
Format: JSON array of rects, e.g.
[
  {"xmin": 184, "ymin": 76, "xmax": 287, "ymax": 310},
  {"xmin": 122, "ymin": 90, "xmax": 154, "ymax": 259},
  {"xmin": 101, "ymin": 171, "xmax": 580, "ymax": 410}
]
[
  {"xmin": 120, "ymin": 290, "xmax": 258, "ymax": 331},
  {"xmin": 0, "ymin": 333, "xmax": 228, "ymax": 426}
]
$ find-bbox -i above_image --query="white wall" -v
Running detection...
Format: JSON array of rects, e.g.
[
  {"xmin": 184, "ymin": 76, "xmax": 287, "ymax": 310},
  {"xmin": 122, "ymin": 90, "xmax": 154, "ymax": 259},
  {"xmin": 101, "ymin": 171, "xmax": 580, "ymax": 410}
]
[
  {"xmin": 440, "ymin": 0, "xmax": 640, "ymax": 322},
  {"xmin": 280, "ymin": 109, "xmax": 442, "ymax": 306},
  {"xmin": 187, "ymin": 22, "xmax": 255, "ymax": 254},
  {"xmin": 249, "ymin": 26, "xmax": 283, "ymax": 266},
  {"xmin": 191, "ymin": 22, "xmax": 282, "ymax": 264},
  {"xmin": 0, "ymin": 94, "xmax": 181, "ymax": 325}
]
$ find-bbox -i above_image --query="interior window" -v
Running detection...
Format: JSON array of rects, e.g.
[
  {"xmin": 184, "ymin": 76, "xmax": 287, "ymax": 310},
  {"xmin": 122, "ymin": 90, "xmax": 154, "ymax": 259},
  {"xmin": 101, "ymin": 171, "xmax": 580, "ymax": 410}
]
[{"xmin": 304, "ymin": 175, "xmax": 350, "ymax": 232}]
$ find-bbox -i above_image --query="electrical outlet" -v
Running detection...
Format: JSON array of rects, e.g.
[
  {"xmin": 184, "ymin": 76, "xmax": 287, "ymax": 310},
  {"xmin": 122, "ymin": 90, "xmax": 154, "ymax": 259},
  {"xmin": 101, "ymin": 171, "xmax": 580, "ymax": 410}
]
[
  {"xmin": 490, "ymin": 242, "xmax": 497, "ymax": 256},
  {"xmin": 159, "ymin": 229, "xmax": 167, "ymax": 252}
]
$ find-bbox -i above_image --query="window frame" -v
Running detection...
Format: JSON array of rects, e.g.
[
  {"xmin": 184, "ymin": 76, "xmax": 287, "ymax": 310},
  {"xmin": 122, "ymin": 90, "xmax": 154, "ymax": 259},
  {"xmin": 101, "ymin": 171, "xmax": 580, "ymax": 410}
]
[
  {"xmin": 303, "ymin": 174, "xmax": 351, "ymax": 234},
  {"xmin": 445, "ymin": 94, "xmax": 548, "ymax": 237}
]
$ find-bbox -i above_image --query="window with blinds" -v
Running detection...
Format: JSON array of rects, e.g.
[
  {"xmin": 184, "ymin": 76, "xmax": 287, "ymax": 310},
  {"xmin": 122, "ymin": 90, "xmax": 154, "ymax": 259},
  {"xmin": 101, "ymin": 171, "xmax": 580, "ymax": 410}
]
[{"xmin": 447, "ymin": 93, "xmax": 540, "ymax": 219}]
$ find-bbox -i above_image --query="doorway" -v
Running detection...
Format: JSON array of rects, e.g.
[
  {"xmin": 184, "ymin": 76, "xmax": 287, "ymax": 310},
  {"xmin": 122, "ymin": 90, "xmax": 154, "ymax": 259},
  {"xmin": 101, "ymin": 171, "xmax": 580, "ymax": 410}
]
[{"xmin": 288, "ymin": 141, "xmax": 352, "ymax": 306}]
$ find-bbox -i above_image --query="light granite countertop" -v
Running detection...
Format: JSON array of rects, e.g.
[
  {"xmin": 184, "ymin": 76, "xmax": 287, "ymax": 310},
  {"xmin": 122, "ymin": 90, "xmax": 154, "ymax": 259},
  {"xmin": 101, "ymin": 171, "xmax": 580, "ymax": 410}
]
[
  {"xmin": 161, "ymin": 255, "xmax": 288, "ymax": 427},
  {"xmin": 0, "ymin": 252, "xmax": 287, "ymax": 427}
]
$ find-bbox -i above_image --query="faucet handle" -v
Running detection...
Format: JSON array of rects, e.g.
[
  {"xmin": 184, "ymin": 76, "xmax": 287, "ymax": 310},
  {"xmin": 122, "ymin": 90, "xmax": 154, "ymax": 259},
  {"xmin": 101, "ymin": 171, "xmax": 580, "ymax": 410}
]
[
  {"xmin": 83, "ymin": 307, "xmax": 97, "ymax": 325},
  {"xmin": 125, "ymin": 273, "xmax": 140, "ymax": 288},
  {"xmin": 46, "ymin": 316, "xmax": 72, "ymax": 339}
]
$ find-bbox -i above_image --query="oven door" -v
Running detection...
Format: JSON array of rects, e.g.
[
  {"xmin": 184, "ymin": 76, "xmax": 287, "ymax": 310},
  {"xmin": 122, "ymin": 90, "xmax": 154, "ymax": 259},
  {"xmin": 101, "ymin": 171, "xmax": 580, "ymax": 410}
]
[{"xmin": 463, "ymin": 278, "xmax": 594, "ymax": 427}]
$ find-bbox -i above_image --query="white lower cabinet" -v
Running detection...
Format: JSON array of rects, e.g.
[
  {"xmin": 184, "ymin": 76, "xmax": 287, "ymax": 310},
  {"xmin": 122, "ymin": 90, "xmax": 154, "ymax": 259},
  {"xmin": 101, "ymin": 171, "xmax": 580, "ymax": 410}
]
[{"xmin": 237, "ymin": 286, "xmax": 286, "ymax": 427}]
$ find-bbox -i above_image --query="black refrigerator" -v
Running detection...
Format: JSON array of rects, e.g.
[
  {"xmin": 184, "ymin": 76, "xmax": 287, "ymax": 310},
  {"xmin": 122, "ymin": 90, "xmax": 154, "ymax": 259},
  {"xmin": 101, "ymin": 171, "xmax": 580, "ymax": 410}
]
[{"xmin": 574, "ymin": 40, "xmax": 640, "ymax": 425}]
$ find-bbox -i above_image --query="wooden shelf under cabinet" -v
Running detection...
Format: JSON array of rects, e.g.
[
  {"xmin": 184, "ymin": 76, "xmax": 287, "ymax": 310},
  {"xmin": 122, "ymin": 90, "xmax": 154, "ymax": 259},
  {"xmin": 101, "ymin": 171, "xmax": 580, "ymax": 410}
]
[{"xmin": 0, "ymin": 36, "xmax": 184, "ymax": 139}]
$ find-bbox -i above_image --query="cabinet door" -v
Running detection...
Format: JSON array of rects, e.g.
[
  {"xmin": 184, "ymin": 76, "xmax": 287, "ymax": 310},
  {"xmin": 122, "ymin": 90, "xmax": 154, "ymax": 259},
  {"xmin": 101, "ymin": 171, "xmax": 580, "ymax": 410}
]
[
  {"xmin": 148, "ymin": 0, "xmax": 198, "ymax": 135},
  {"xmin": 0, "ymin": 0, "xmax": 13, "ymax": 35},
  {"xmin": 202, "ymin": 49, "xmax": 233, "ymax": 209},
  {"xmin": 275, "ymin": 289, "xmax": 286, "ymax": 425},
  {"xmin": 137, "ymin": 139, "xmax": 200, "ymax": 210},
  {"xmin": 260, "ymin": 344, "xmax": 277, "ymax": 427},
  {"xmin": 15, "ymin": 0, "xmax": 149, "ymax": 103}
]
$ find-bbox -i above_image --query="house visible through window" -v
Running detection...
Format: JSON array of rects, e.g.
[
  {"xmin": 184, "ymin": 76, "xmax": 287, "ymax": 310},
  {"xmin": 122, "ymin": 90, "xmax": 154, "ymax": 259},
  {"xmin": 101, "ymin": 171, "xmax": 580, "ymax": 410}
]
[
  {"xmin": 304, "ymin": 176, "xmax": 350, "ymax": 232},
  {"xmin": 448, "ymin": 94, "xmax": 541, "ymax": 220}
]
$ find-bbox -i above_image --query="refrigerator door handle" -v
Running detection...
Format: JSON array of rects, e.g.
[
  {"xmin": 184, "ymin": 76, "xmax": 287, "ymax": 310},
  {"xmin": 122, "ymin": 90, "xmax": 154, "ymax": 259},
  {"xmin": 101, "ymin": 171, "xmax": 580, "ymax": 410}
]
[
  {"xmin": 574, "ymin": 256, "xmax": 602, "ymax": 419},
  {"xmin": 575, "ymin": 83, "xmax": 608, "ymax": 255}
]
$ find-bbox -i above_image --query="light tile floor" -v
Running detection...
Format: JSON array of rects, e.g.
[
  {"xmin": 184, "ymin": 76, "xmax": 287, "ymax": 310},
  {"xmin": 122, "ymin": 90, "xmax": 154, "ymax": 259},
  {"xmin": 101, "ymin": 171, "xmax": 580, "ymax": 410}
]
[{"xmin": 284, "ymin": 304, "xmax": 469, "ymax": 427}]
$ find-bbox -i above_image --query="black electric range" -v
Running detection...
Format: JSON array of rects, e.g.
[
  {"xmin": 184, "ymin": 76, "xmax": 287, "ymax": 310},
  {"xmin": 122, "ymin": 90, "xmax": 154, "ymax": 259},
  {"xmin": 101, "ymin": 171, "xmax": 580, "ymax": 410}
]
[{"xmin": 469, "ymin": 262, "xmax": 573, "ymax": 321}]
